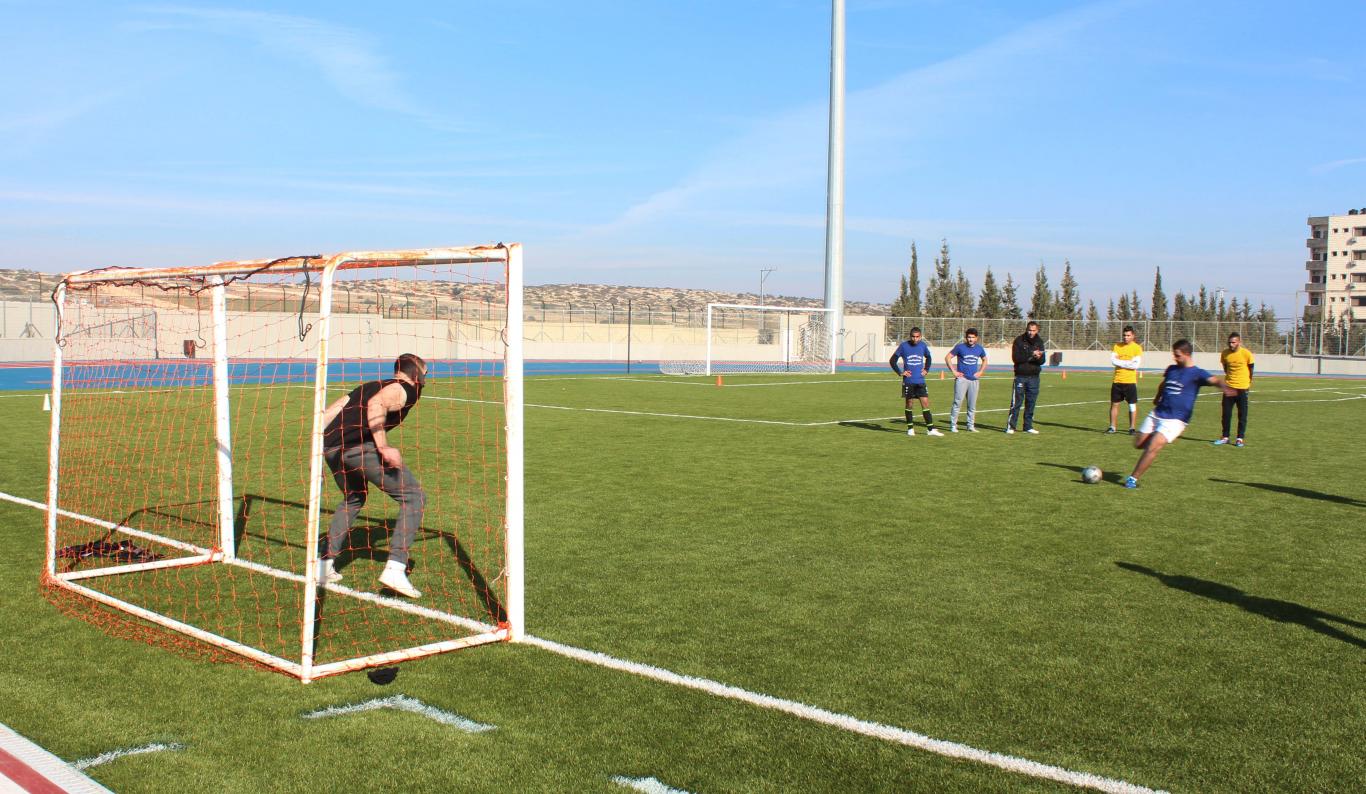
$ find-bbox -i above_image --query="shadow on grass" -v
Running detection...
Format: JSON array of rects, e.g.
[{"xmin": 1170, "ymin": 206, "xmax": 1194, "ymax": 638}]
[
  {"xmin": 127, "ymin": 493, "xmax": 506, "ymax": 623},
  {"xmin": 1208, "ymin": 478, "xmax": 1366, "ymax": 509},
  {"xmin": 1037, "ymin": 461, "xmax": 1123, "ymax": 484},
  {"xmin": 1115, "ymin": 562, "xmax": 1366, "ymax": 649},
  {"xmin": 837, "ymin": 421, "xmax": 904, "ymax": 434},
  {"xmin": 244, "ymin": 493, "xmax": 507, "ymax": 624}
]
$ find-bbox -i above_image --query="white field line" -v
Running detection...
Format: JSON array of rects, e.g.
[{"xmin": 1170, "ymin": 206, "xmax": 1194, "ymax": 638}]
[
  {"xmin": 301, "ymin": 695, "xmax": 494, "ymax": 733},
  {"xmin": 525, "ymin": 636, "xmax": 1160, "ymax": 794},
  {"xmin": 611, "ymin": 775, "xmax": 691, "ymax": 794},
  {"xmin": 1, "ymin": 489, "xmax": 1161, "ymax": 793},
  {"xmin": 71, "ymin": 742, "xmax": 183, "ymax": 771}
]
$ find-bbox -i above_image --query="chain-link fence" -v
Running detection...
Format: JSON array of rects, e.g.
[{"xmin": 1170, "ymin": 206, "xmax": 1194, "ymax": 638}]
[{"xmin": 882, "ymin": 317, "xmax": 1313, "ymax": 356}]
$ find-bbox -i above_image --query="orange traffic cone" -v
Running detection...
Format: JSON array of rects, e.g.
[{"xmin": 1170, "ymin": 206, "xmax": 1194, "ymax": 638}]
[
  {"xmin": 716, "ymin": 375, "xmax": 723, "ymax": 387},
  {"xmin": 1062, "ymin": 369, "xmax": 1067, "ymax": 380},
  {"xmin": 939, "ymin": 370, "xmax": 945, "ymax": 380}
]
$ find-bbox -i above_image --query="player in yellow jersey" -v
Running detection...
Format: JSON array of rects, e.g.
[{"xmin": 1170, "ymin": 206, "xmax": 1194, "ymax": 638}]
[
  {"xmin": 1106, "ymin": 325, "xmax": 1143, "ymax": 434},
  {"xmin": 1214, "ymin": 331, "xmax": 1255, "ymax": 447}
]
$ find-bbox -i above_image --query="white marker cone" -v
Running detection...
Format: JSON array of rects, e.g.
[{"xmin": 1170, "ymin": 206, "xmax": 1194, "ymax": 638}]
[{"xmin": 42, "ymin": 393, "xmax": 51, "ymax": 412}]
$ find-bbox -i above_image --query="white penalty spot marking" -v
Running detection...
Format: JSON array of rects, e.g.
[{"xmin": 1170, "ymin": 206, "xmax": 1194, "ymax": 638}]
[
  {"xmin": 612, "ymin": 775, "xmax": 692, "ymax": 794},
  {"xmin": 301, "ymin": 695, "xmax": 494, "ymax": 733},
  {"xmin": 71, "ymin": 742, "xmax": 184, "ymax": 771}
]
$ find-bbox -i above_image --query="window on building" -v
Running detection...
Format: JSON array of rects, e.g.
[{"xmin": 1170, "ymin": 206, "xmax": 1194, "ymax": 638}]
[
  {"xmin": 1355, "ymin": 227, "xmax": 1366, "ymax": 236},
  {"xmin": 1354, "ymin": 250, "xmax": 1366, "ymax": 260},
  {"xmin": 1353, "ymin": 297, "xmax": 1366, "ymax": 307}
]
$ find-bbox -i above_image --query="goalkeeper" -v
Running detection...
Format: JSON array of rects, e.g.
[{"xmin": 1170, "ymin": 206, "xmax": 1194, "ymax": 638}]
[{"xmin": 317, "ymin": 353, "xmax": 428, "ymax": 598}]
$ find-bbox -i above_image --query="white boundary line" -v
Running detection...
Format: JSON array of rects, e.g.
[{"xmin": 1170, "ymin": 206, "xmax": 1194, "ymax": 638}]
[
  {"xmin": 523, "ymin": 636, "xmax": 1160, "ymax": 793},
  {"xmin": 301, "ymin": 695, "xmax": 494, "ymax": 733},
  {"xmin": 71, "ymin": 742, "xmax": 183, "ymax": 771},
  {"xmin": 0, "ymin": 489, "xmax": 1162, "ymax": 793}
]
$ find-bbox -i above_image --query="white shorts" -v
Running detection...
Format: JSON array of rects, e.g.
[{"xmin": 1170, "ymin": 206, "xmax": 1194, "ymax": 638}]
[{"xmin": 1139, "ymin": 412, "xmax": 1187, "ymax": 443}]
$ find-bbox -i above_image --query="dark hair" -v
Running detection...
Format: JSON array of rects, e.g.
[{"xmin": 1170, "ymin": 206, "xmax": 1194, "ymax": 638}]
[
  {"xmin": 395, "ymin": 353, "xmax": 427, "ymax": 384},
  {"xmin": 1228, "ymin": 331, "xmax": 1241, "ymax": 341},
  {"xmin": 1172, "ymin": 339, "xmax": 1193, "ymax": 356},
  {"xmin": 1122, "ymin": 325, "xmax": 1135, "ymax": 334},
  {"xmin": 1026, "ymin": 321, "xmax": 1040, "ymax": 331},
  {"xmin": 909, "ymin": 326, "xmax": 922, "ymax": 336},
  {"xmin": 965, "ymin": 327, "xmax": 979, "ymax": 337}
]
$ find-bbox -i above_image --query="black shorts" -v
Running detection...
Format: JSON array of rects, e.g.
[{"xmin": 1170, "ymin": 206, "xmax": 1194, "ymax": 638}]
[
  {"xmin": 1110, "ymin": 383, "xmax": 1138, "ymax": 404},
  {"xmin": 902, "ymin": 382, "xmax": 929, "ymax": 400}
]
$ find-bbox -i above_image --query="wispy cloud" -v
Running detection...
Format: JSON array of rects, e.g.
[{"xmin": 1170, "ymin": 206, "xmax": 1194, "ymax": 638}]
[
  {"xmin": 131, "ymin": 5, "xmax": 431, "ymax": 120},
  {"xmin": 574, "ymin": 0, "xmax": 1138, "ymax": 240},
  {"xmin": 1311, "ymin": 157, "xmax": 1366, "ymax": 174}
]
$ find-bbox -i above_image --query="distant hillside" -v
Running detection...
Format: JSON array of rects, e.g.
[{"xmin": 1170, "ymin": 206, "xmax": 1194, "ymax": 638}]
[{"xmin": 0, "ymin": 269, "xmax": 889, "ymax": 316}]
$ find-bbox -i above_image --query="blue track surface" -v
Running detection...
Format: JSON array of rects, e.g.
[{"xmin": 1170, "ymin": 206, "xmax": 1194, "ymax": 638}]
[{"xmin": 0, "ymin": 360, "xmax": 654, "ymax": 391}]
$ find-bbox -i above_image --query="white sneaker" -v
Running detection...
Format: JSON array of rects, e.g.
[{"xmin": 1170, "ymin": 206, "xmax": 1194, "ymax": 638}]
[
  {"xmin": 967, "ymin": 426, "xmax": 978, "ymax": 432},
  {"xmin": 949, "ymin": 426, "xmax": 958, "ymax": 433},
  {"xmin": 379, "ymin": 560, "xmax": 421, "ymax": 598},
  {"xmin": 926, "ymin": 428, "xmax": 944, "ymax": 437},
  {"xmin": 319, "ymin": 558, "xmax": 342, "ymax": 584},
  {"xmin": 907, "ymin": 427, "xmax": 915, "ymax": 436},
  {"xmin": 1004, "ymin": 427, "xmax": 1015, "ymax": 435},
  {"xmin": 1025, "ymin": 428, "xmax": 1040, "ymax": 435}
]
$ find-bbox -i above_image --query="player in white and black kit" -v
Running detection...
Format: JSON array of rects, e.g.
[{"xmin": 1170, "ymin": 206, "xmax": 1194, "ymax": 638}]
[{"xmin": 318, "ymin": 353, "xmax": 428, "ymax": 598}]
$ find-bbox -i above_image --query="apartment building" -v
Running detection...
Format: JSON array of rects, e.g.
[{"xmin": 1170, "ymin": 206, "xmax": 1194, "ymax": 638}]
[{"xmin": 1306, "ymin": 209, "xmax": 1366, "ymax": 320}]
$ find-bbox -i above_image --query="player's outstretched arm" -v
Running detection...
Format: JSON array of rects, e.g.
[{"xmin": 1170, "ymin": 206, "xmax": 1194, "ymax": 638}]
[
  {"xmin": 1208, "ymin": 374, "xmax": 1237, "ymax": 397},
  {"xmin": 319, "ymin": 395, "xmax": 349, "ymax": 432}
]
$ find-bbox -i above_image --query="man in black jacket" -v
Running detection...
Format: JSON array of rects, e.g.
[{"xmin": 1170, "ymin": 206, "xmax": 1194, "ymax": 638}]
[{"xmin": 1006, "ymin": 321, "xmax": 1045, "ymax": 434}]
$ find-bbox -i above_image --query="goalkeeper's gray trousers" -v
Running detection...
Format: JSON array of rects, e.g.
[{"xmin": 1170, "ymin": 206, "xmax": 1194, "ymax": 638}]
[
  {"xmin": 950, "ymin": 378, "xmax": 980, "ymax": 428},
  {"xmin": 323, "ymin": 443, "xmax": 426, "ymax": 565}
]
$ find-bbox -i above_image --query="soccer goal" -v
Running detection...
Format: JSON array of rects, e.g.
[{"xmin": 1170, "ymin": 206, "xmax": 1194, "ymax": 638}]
[
  {"xmin": 44, "ymin": 246, "xmax": 524, "ymax": 683},
  {"xmin": 660, "ymin": 304, "xmax": 837, "ymax": 375}
]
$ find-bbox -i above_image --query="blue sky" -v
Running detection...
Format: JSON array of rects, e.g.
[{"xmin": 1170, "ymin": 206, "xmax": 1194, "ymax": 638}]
[{"xmin": 3, "ymin": 0, "xmax": 1364, "ymax": 315}]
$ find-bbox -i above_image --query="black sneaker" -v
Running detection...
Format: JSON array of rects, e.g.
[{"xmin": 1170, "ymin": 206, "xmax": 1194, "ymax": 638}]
[
  {"xmin": 1128, "ymin": 428, "xmax": 1136, "ymax": 436},
  {"xmin": 1105, "ymin": 427, "xmax": 1116, "ymax": 434}
]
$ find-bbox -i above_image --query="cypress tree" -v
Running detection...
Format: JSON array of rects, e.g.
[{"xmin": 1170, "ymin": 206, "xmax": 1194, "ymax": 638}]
[
  {"xmin": 1001, "ymin": 274, "xmax": 1023, "ymax": 320},
  {"xmin": 1028, "ymin": 263, "xmax": 1053, "ymax": 320},
  {"xmin": 1055, "ymin": 260, "xmax": 1081, "ymax": 320},
  {"xmin": 977, "ymin": 268, "xmax": 1002, "ymax": 319},
  {"xmin": 1151, "ymin": 267, "xmax": 1169, "ymax": 321}
]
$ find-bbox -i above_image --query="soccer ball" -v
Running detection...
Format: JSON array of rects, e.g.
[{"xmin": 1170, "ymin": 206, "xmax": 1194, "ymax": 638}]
[{"xmin": 1081, "ymin": 466, "xmax": 1103, "ymax": 484}]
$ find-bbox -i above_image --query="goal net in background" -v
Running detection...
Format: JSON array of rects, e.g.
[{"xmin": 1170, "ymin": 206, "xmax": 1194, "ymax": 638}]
[
  {"xmin": 45, "ymin": 246, "xmax": 524, "ymax": 682},
  {"xmin": 659, "ymin": 304, "xmax": 836, "ymax": 376}
]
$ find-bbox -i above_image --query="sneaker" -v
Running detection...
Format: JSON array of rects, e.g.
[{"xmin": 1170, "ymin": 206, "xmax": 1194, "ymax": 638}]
[
  {"xmin": 926, "ymin": 428, "xmax": 944, "ymax": 437},
  {"xmin": 1123, "ymin": 476, "xmax": 1139, "ymax": 489},
  {"xmin": 907, "ymin": 427, "xmax": 915, "ymax": 437},
  {"xmin": 1105, "ymin": 427, "xmax": 1116, "ymax": 435},
  {"xmin": 319, "ymin": 558, "xmax": 342, "ymax": 584},
  {"xmin": 949, "ymin": 426, "xmax": 958, "ymax": 433},
  {"xmin": 967, "ymin": 426, "xmax": 978, "ymax": 432},
  {"xmin": 1024, "ymin": 428, "xmax": 1040, "ymax": 435},
  {"xmin": 1212, "ymin": 438, "xmax": 1229, "ymax": 446},
  {"xmin": 1128, "ymin": 428, "xmax": 1136, "ymax": 436},
  {"xmin": 1234, "ymin": 439, "xmax": 1245, "ymax": 448},
  {"xmin": 379, "ymin": 560, "xmax": 421, "ymax": 598},
  {"xmin": 1004, "ymin": 427, "xmax": 1015, "ymax": 435}
]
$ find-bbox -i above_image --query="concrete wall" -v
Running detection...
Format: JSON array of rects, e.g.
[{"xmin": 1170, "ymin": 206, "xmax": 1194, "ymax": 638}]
[{"xmin": 5, "ymin": 300, "xmax": 1366, "ymax": 376}]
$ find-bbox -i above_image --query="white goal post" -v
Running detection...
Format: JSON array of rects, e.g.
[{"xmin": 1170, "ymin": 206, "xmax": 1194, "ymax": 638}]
[
  {"xmin": 44, "ymin": 245, "xmax": 524, "ymax": 683},
  {"xmin": 660, "ymin": 303, "xmax": 837, "ymax": 376}
]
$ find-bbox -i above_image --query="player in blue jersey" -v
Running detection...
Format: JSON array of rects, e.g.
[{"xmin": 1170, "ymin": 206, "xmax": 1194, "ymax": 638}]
[
  {"xmin": 945, "ymin": 327, "xmax": 987, "ymax": 432},
  {"xmin": 889, "ymin": 327, "xmax": 943, "ymax": 436},
  {"xmin": 1124, "ymin": 339, "xmax": 1234, "ymax": 489}
]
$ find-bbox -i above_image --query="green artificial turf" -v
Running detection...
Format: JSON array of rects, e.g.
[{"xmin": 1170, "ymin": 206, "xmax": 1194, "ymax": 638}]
[{"xmin": 0, "ymin": 370, "xmax": 1362, "ymax": 792}]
